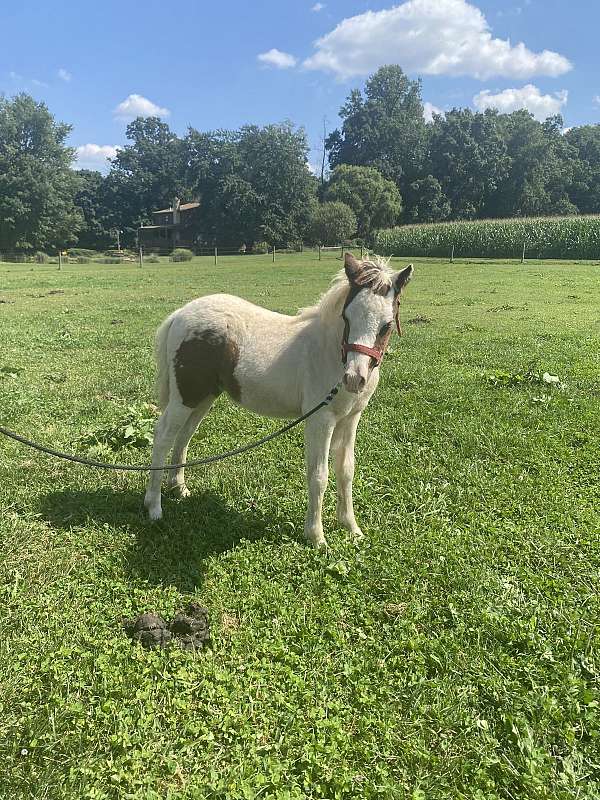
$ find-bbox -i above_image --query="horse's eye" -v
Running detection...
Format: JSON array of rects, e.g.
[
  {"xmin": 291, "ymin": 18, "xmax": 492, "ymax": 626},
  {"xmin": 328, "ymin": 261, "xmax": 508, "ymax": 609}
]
[{"xmin": 379, "ymin": 322, "xmax": 392, "ymax": 336}]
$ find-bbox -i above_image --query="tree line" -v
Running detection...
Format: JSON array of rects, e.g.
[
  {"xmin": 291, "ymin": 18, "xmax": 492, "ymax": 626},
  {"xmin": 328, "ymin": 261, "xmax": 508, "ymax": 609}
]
[{"xmin": 2, "ymin": 65, "xmax": 600, "ymax": 253}]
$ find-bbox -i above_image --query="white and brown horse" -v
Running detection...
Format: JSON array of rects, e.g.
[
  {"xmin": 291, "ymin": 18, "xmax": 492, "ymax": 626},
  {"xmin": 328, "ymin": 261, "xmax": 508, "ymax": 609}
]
[{"xmin": 144, "ymin": 253, "xmax": 413, "ymax": 547}]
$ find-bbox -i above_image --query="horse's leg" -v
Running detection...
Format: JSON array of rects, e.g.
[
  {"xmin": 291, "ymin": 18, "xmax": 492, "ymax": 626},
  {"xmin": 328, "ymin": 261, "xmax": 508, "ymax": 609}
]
[
  {"xmin": 303, "ymin": 414, "xmax": 336, "ymax": 548},
  {"xmin": 144, "ymin": 399, "xmax": 191, "ymax": 520},
  {"xmin": 331, "ymin": 411, "xmax": 363, "ymax": 539},
  {"xmin": 166, "ymin": 396, "xmax": 215, "ymax": 497}
]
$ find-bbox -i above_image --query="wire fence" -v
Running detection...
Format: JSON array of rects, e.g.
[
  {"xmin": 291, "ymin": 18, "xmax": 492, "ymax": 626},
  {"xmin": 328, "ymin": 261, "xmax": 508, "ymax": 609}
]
[{"xmin": 0, "ymin": 244, "xmax": 365, "ymax": 267}]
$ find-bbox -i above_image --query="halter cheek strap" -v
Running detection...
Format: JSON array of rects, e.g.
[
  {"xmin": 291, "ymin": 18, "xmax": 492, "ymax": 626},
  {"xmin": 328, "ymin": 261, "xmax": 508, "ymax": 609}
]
[{"xmin": 341, "ymin": 289, "xmax": 402, "ymax": 367}]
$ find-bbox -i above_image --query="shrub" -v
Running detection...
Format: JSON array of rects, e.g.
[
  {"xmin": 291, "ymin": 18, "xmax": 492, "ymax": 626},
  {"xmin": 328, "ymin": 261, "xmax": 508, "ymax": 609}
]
[
  {"xmin": 69, "ymin": 248, "xmax": 97, "ymax": 258},
  {"xmin": 324, "ymin": 165, "xmax": 402, "ymax": 239},
  {"xmin": 145, "ymin": 255, "xmax": 161, "ymax": 264},
  {"xmin": 76, "ymin": 256, "xmax": 89, "ymax": 264},
  {"xmin": 307, "ymin": 202, "xmax": 358, "ymax": 246},
  {"xmin": 250, "ymin": 242, "xmax": 269, "ymax": 254},
  {"xmin": 170, "ymin": 248, "xmax": 193, "ymax": 262},
  {"xmin": 102, "ymin": 257, "xmax": 122, "ymax": 264},
  {"xmin": 35, "ymin": 251, "xmax": 49, "ymax": 263}
]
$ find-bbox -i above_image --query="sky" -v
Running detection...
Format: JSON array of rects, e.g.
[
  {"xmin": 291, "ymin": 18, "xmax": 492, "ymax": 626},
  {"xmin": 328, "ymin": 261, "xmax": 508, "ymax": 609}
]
[{"xmin": 1, "ymin": 0, "xmax": 598, "ymax": 175}]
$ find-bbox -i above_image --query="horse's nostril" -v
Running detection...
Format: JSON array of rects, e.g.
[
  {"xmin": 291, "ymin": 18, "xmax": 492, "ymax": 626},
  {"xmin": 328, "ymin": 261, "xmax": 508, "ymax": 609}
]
[{"xmin": 357, "ymin": 376, "xmax": 366, "ymax": 390}]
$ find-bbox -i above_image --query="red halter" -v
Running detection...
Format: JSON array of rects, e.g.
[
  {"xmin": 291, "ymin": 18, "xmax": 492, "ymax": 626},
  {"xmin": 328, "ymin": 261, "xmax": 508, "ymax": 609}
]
[{"xmin": 341, "ymin": 288, "xmax": 402, "ymax": 367}]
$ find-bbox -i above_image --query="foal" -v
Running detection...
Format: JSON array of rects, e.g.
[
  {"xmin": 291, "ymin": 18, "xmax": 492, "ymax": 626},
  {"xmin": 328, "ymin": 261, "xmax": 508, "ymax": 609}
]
[{"xmin": 144, "ymin": 252, "xmax": 413, "ymax": 547}]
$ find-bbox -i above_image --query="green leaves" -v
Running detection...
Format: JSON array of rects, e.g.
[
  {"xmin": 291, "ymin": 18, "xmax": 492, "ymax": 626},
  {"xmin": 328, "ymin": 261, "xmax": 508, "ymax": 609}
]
[{"xmin": 78, "ymin": 403, "xmax": 159, "ymax": 452}]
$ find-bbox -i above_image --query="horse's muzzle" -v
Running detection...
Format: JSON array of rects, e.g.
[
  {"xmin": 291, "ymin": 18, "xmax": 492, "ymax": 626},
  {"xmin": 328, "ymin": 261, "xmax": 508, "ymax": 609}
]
[{"xmin": 343, "ymin": 371, "xmax": 366, "ymax": 393}]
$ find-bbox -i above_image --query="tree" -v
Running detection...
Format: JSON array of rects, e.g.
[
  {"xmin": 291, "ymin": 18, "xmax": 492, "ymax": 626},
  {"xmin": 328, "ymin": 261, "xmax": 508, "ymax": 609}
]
[
  {"xmin": 427, "ymin": 108, "xmax": 510, "ymax": 220},
  {"xmin": 307, "ymin": 202, "xmax": 357, "ymax": 245},
  {"xmin": 326, "ymin": 66, "xmax": 429, "ymax": 201},
  {"xmin": 323, "ymin": 165, "xmax": 402, "ymax": 240},
  {"xmin": 103, "ymin": 117, "xmax": 187, "ymax": 244},
  {"xmin": 491, "ymin": 112, "xmax": 579, "ymax": 217},
  {"xmin": 403, "ymin": 176, "xmax": 451, "ymax": 223},
  {"xmin": 565, "ymin": 125, "xmax": 600, "ymax": 214},
  {"xmin": 73, "ymin": 170, "xmax": 113, "ymax": 249},
  {"xmin": 0, "ymin": 93, "xmax": 82, "ymax": 251},
  {"xmin": 185, "ymin": 122, "xmax": 317, "ymax": 247}
]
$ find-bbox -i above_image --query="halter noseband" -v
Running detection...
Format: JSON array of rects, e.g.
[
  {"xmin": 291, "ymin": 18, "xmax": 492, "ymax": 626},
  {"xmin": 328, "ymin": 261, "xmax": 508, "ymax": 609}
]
[{"xmin": 341, "ymin": 286, "xmax": 402, "ymax": 368}]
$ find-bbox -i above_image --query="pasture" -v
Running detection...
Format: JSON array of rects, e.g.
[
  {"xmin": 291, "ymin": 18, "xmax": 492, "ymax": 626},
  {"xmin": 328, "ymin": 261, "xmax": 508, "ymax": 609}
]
[{"xmin": 0, "ymin": 253, "xmax": 598, "ymax": 799}]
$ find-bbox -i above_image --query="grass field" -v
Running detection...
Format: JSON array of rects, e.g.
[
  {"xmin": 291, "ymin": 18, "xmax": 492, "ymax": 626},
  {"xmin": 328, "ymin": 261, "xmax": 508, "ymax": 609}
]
[{"xmin": 0, "ymin": 253, "xmax": 598, "ymax": 799}]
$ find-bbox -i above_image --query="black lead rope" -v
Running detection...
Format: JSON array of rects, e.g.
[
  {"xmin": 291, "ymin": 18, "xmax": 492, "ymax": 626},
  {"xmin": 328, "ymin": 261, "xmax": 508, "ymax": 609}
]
[{"xmin": 0, "ymin": 383, "xmax": 342, "ymax": 472}]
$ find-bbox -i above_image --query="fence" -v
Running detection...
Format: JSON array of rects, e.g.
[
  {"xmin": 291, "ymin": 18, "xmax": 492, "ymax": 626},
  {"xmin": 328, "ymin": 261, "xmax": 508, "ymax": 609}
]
[{"xmin": 0, "ymin": 244, "xmax": 366, "ymax": 267}]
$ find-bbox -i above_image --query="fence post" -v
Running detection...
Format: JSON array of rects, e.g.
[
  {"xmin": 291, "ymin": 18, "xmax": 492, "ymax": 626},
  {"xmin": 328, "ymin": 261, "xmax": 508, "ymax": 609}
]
[
  {"xmin": 318, "ymin": 244, "xmax": 321, "ymax": 261},
  {"xmin": 272, "ymin": 245, "xmax": 276, "ymax": 263},
  {"xmin": 521, "ymin": 242, "xmax": 526, "ymax": 264},
  {"xmin": 360, "ymin": 245, "xmax": 364, "ymax": 259},
  {"xmin": 139, "ymin": 247, "xmax": 143, "ymax": 268},
  {"xmin": 450, "ymin": 244, "xmax": 454, "ymax": 263},
  {"xmin": 214, "ymin": 246, "xmax": 218, "ymax": 266},
  {"xmin": 58, "ymin": 251, "xmax": 62, "ymax": 271},
  {"xmin": 340, "ymin": 246, "xmax": 344, "ymax": 261}
]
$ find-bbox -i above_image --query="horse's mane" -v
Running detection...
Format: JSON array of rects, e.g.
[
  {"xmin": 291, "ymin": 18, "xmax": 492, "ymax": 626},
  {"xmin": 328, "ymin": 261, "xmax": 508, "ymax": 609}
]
[{"xmin": 298, "ymin": 256, "xmax": 394, "ymax": 324}]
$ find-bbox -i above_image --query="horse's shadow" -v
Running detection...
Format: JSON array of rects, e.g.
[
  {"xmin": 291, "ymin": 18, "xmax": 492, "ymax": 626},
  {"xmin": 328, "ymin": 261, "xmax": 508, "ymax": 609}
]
[{"xmin": 39, "ymin": 486, "xmax": 287, "ymax": 592}]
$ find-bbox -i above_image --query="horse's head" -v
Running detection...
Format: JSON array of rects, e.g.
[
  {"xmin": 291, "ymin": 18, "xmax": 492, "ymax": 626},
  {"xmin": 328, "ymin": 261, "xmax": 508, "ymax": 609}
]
[{"xmin": 341, "ymin": 252, "xmax": 413, "ymax": 393}]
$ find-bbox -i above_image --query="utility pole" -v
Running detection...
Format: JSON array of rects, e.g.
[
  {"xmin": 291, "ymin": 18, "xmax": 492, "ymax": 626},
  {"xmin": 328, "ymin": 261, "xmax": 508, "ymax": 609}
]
[{"xmin": 320, "ymin": 116, "xmax": 328, "ymax": 189}]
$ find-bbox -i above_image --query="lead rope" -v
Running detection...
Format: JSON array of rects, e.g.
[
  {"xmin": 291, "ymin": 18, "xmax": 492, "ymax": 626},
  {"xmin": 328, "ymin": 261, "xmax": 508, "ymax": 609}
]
[{"xmin": 0, "ymin": 382, "xmax": 343, "ymax": 472}]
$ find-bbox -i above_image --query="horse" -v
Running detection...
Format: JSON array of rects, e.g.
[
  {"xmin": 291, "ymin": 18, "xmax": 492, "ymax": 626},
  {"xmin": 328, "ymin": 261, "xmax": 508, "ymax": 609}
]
[{"xmin": 144, "ymin": 252, "xmax": 413, "ymax": 547}]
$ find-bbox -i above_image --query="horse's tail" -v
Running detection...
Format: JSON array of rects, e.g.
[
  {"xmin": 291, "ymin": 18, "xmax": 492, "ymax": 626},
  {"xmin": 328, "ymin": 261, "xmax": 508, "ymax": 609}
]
[{"xmin": 154, "ymin": 313, "xmax": 175, "ymax": 410}]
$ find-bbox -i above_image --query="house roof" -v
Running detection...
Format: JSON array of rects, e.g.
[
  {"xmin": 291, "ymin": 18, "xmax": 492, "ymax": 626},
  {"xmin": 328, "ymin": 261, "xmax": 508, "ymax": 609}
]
[{"xmin": 154, "ymin": 202, "xmax": 200, "ymax": 213}]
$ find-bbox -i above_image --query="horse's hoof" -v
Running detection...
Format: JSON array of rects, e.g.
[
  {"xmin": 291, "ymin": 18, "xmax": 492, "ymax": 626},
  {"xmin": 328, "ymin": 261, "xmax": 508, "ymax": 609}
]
[
  {"xmin": 147, "ymin": 505, "xmax": 163, "ymax": 521},
  {"xmin": 307, "ymin": 533, "xmax": 327, "ymax": 549},
  {"xmin": 166, "ymin": 482, "xmax": 190, "ymax": 498},
  {"xmin": 350, "ymin": 527, "xmax": 364, "ymax": 541}
]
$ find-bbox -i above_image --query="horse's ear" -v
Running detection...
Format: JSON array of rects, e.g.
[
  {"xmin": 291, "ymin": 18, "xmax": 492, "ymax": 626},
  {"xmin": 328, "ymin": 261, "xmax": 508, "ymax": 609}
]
[
  {"xmin": 393, "ymin": 264, "xmax": 414, "ymax": 293},
  {"xmin": 344, "ymin": 251, "xmax": 363, "ymax": 285}
]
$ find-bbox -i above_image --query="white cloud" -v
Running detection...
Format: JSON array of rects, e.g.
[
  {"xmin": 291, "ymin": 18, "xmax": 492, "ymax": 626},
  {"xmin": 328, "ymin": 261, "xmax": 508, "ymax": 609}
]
[
  {"xmin": 58, "ymin": 68, "xmax": 71, "ymax": 82},
  {"xmin": 257, "ymin": 49, "xmax": 298, "ymax": 69},
  {"xmin": 312, "ymin": 2, "xmax": 325, "ymax": 11},
  {"xmin": 75, "ymin": 144, "xmax": 120, "ymax": 171},
  {"xmin": 594, "ymin": 95, "xmax": 600, "ymax": 108},
  {"xmin": 473, "ymin": 84, "xmax": 568, "ymax": 120},
  {"xmin": 423, "ymin": 101, "xmax": 442, "ymax": 122},
  {"xmin": 113, "ymin": 94, "xmax": 170, "ymax": 120},
  {"xmin": 303, "ymin": 0, "xmax": 572, "ymax": 80},
  {"xmin": 9, "ymin": 71, "xmax": 47, "ymax": 88}
]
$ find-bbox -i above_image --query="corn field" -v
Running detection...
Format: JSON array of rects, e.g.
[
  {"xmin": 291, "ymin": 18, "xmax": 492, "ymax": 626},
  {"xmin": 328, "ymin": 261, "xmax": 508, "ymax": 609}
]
[{"xmin": 373, "ymin": 215, "xmax": 600, "ymax": 260}]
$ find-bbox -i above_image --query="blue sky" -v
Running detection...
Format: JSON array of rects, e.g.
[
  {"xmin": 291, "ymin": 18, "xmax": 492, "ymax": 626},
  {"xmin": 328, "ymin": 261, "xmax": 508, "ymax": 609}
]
[{"xmin": 1, "ymin": 0, "xmax": 598, "ymax": 174}]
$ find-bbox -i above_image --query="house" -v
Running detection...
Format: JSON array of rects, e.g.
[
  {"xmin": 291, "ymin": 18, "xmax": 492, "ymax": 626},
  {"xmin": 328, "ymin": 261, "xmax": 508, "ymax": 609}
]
[{"xmin": 138, "ymin": 198, "xmax": 201, "ymax": 251}]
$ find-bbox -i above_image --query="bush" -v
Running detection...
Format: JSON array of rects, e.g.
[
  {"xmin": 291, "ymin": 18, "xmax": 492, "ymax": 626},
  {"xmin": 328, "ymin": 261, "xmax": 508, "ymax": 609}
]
[
  {"xmin": 35, "ymin": 251, "xmax": 49, "ymax": 263},
  {"xmin": 170, "ymin": 248, "xmax": 194, "ymax": 262},
  {"xmin": 102, "ymin": 257, "xmax": 122, "ymax": 264},
  {"xmin": 250, "ymin": 242, "xmax": 269, "ymax": 254},
  {"xmin": 145, "ymin": 255, "xmax": 161, "ymax": 264},
  {"xmin": 373, "ymin": 215, "xmax": 600, "ymax": 260},
  {"xmin": 69, "ymin": 248, "xmax": 97, "ymax": 258},
  {"xmin": 307, "ymin": 202, "xmax": 358, "ymax": 246},
  {"xmin": 76, "ymin": 256, "xmax": 89, "ymax": 264}
]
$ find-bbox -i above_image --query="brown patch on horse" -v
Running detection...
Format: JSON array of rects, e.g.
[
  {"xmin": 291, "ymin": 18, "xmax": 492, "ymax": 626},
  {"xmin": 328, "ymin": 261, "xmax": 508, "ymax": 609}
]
[{"xmin": 174, "ymin": 330, "xmax": 241, "ymax": 408}]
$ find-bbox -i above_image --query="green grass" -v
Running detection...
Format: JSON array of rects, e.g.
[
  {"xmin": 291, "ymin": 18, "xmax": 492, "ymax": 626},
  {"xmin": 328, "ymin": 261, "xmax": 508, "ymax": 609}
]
[{"xmin": 0, "ymin": 253, "xmax": 598, "ymax": 799}]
